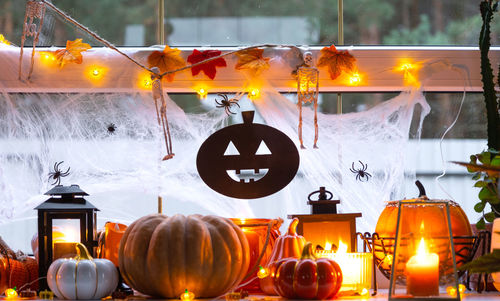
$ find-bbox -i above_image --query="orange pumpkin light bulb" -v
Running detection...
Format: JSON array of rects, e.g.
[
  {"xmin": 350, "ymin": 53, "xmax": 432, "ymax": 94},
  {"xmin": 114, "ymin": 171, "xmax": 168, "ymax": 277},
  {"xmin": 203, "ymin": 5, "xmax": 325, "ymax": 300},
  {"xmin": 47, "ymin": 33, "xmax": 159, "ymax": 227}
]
[
  {"xmin": 180, "ymin": 289, "xmax": 195, "ymax": 301},
  {"xmin": 5, "ymin": 288, "xmax": 17, "ymax": 299}
]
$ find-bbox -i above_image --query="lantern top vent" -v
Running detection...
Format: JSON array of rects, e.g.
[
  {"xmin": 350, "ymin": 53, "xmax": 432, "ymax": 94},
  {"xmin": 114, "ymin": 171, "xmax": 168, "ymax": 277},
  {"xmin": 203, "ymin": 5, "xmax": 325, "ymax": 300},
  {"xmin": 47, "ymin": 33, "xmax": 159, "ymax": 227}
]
[{"xmin": 44, "ymin": 184, "xmax": 89, "ymax": 197}]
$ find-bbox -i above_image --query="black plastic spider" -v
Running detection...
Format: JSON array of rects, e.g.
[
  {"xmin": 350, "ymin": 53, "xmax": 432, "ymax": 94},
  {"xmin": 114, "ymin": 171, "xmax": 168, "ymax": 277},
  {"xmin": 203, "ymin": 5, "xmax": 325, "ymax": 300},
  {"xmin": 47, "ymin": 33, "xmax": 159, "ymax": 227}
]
[
  {"xmin": 215, "ymin": 93, "xmax": 240, "ymax": 115},
  {"xmin": 48, "ymin": 161, "xmax": 70, "ymax": 186},
  {"xmin": 350, "ymin": 160, "xmax": 372, "ymax": 182},
  {"xmin": 107, "ymin": 123, "xmax": 116, "ymax": 134}
]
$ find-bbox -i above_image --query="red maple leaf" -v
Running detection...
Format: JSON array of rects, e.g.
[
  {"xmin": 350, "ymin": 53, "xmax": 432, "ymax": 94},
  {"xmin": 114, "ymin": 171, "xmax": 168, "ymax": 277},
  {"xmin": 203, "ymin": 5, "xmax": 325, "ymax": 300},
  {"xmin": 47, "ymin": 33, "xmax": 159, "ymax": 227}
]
[{"xmin": 187, "ymin": 49, "xmax": 227, "ymax": 80}]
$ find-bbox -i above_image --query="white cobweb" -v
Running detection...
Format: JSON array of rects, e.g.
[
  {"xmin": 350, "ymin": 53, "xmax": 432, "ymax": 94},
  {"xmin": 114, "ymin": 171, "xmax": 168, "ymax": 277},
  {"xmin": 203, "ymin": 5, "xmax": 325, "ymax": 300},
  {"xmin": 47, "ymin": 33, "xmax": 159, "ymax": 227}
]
[{"xmin": 0, "ymin": 84, "xmax": 429, "ymax": 251}]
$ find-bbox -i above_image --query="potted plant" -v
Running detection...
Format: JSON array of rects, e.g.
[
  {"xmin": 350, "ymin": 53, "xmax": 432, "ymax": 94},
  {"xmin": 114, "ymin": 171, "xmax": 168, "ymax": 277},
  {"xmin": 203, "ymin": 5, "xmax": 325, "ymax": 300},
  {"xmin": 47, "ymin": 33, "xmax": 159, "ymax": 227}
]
[{"xmin": 462, "ymin": 0, "xmax": 500, "ymax": 230}]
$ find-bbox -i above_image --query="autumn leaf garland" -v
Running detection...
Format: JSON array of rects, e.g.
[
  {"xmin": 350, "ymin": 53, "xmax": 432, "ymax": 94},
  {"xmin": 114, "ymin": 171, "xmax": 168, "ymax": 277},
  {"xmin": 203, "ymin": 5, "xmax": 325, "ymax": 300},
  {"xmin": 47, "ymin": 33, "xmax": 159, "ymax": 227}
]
[
  {"xmin": 317, "ymin": 44, "xmax": 356, "ymax": 80},
  {"xmin": 147, "ymin": 45, "xmax": 186, "ymax": 82},
  {"xmin": 187, "ymin": 49, "xmax": 227, "ymax": 80},
  {"xmin": 55, "ymin": 39, "xmax": 91, "ymax": 68}
]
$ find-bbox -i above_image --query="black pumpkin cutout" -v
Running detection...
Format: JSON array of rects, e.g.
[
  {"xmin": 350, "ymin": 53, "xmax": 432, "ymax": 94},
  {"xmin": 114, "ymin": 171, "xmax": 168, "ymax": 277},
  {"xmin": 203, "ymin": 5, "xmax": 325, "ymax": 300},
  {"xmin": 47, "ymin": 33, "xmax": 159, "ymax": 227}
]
[{"xmin": 197, "ymin": 111, "xmax": 300, "ymax": 199}]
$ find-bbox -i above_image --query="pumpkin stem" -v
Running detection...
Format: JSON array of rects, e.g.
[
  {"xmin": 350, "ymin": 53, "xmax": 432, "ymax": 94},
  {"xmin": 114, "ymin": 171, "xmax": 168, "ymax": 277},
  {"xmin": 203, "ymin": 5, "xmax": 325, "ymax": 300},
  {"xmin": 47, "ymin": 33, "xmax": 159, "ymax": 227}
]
[
  {"xmin": 288, "ymin": 218, "xmax": 299, "ymax": 236},
  {"xmin": 415, "ymin": 180, "xmax": 426, "ymax": 197},
  {"xmin": 75, "ymin": 243, "xmax": 93, "ymax": 260},
  {"xmin": 300, "ymin": 242, "xmax": 317, "ymax": 260},
  {"xmin": 241, "ymin": 111, "xmax": 255, "ymax": 124}
]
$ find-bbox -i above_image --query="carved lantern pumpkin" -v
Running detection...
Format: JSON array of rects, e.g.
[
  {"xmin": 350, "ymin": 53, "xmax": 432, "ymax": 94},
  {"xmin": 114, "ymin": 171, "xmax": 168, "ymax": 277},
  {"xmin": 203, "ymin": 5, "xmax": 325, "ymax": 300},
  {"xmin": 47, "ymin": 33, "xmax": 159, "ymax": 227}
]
[
  {"xmin": 275, "ymin": 242, "xmax": 343, "ymax": 299},
  {"xmin": 118, "ymin": 214, "xmax": 250, "ymax": 299},
  {"xmin": 197, "ymin": 111, "xmax": 300, "ymax": 199},
  {"xmin": 259, "ymin": 218, "xmax": 306, "ymax": 295},
  {"xmin": 375, "ymin": 181, "xmax": 473, "ymax": 277}
]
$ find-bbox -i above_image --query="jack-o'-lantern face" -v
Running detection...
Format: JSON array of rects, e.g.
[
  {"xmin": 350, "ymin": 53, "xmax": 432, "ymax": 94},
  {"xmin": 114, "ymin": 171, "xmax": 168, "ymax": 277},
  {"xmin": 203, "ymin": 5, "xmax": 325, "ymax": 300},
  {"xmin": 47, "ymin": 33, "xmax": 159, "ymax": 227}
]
[{"xmin": 197, "ymin": 111, "xmax": 300, "ymax": 199}]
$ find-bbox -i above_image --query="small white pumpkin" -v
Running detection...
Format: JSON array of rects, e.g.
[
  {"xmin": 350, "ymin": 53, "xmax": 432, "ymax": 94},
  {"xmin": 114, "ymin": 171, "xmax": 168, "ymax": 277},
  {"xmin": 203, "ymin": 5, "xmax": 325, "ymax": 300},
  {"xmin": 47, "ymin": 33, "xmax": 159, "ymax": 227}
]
[{"xmin": 47, "ymin": 243, "xmax": 118, "ymax": 299}]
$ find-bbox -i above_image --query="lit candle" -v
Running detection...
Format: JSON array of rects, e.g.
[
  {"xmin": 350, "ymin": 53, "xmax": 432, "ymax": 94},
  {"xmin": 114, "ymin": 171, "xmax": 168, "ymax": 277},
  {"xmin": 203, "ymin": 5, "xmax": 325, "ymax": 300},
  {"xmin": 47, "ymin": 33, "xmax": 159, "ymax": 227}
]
[{"xmin": 405, "ymin": 237, "xmax": 439, "ymax": 296}]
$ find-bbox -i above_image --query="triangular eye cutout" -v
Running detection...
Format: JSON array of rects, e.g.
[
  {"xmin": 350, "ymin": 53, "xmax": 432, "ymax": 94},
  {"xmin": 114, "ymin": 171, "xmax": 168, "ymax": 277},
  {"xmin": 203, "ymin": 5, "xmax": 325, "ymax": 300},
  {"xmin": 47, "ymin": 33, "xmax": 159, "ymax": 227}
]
[
  {"xmin": 224, "ymin": 141, "xmax": 240, "ymax": 156},
  {"xmin": 256, "ymin": 141, "xmax": 272, "ymax": 155}
]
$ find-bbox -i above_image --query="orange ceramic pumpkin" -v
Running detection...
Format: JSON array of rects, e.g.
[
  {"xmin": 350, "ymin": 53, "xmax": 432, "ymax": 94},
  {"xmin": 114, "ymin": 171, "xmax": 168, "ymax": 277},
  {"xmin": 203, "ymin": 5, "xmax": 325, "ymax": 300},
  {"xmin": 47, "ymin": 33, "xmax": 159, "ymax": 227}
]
[
  {"xmin": 119, "ymin": 214, "xmax": 250, "ymax": 298},
  {"xmin": 375, "ymin": 181, "xmax": 473, "ymax": 276},
  {"xmin": 259, "ymin": 218, "xmax": 306, "ymax": 295}
]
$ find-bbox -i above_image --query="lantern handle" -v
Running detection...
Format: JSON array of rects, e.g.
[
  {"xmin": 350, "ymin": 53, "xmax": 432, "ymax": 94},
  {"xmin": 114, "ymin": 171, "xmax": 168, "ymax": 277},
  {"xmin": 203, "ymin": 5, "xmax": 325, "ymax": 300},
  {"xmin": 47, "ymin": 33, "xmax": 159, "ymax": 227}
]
[
  {"xmin": 308, "ymin": 186, "xmax": 333, "ymax": 201},
  {"xmin": 415, "ymin": 180, "xmax": 427, "ymax": 197}
]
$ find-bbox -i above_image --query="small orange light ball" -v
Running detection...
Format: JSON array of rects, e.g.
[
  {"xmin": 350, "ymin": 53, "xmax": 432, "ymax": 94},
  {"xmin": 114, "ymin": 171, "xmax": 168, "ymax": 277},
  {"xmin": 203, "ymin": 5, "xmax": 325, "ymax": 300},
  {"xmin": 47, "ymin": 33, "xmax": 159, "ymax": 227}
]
[
  {"xmin": 349, "ymin": 73, "xmax": 361, "ymax": 85},
  {"xmin": 248, "ymin": 88, "xmax": 260, "ymax": 100},
  {"xmin": 257, "ymin": 265, "xmax": 269, "ymax": 279},
  {"xmin": 5, "ymin": 288, "xmax": 18, "ymax": 299},
  {"xmin": 197, "ymin": 88, "xmax": 208, "ymax": 99},
  {"xmin": 446, "ymin": 286, "xmax": 457, "ymax": 297},
  {"xmin": 180, "ymin": 289, "xmax": 195, "ymax": 301}
]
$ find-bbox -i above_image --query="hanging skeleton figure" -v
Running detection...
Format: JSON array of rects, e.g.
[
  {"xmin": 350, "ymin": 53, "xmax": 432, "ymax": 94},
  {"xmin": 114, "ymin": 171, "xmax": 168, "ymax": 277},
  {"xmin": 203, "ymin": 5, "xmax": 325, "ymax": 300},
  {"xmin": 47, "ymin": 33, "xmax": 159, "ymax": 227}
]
[
  {"xmin": 150, "ymin": 67, "xmax": 174, "ymax": 161},
  {"xmin": 19, "ymin": 0, "xmax": 46, "ymax": 80},
  {"xmin": 297, "ymin": 52, "xmax": 319, "ymax": 149}
]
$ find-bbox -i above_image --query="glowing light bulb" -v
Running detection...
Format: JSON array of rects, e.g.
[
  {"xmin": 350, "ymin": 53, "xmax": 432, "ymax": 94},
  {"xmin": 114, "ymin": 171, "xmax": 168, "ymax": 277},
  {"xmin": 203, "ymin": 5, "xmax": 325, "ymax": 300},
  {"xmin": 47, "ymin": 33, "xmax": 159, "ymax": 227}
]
[
  {"xmin": 257, "ymin": 265, "xmax": 269, "ymax": 278},
  {"xmin": 446, "ymin": 286, "xmax": 457, "ymax": 297},
  {"xmin": 92, "ymin": 69, "xmax": 100, "ymax": 76},
  {"xmin": 5, "ymin": 288, "xmax": 17, "ymax": 299},
  {"xmin": 39, "ymin": 52, "xmax": 57, "ymax": 66},
  {"xmin": 349, "ymin": 73, "xmax": 361, "ymax": 85},
  {"xmin": 248, "ymin": 88, "xmax": 260, "ymax": 100},
  {"xmin": 196, "ymin": 87, "xmax": 208, "ymax": 99},
  {"xmin": 180, "ymin": 289, "xmax": 195, "ymax": 301},
  {"xmin": 459, "ymin": 284, "xmax": 466, "ymax": 294},
  {"xmin": 138, "ymin": 72, "xmax": 153, "ymax": 90},
  {"xmin": 399, "ymin": 63, "xmax": 414, "ymax": 71},
  {"xmin": 360, "ymin": 288, "xmax": 369, "ymax": 296},
  {"xmin": 0, "ymin": 34, "xmax": 11, "ymax": 45}
]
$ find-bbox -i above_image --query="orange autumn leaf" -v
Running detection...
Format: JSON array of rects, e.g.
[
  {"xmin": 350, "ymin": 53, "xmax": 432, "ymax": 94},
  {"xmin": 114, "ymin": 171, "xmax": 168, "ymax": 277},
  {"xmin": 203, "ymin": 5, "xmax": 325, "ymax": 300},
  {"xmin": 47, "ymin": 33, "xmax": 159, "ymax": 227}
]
[
  {"xmin": 148, "ymin": 45, "xmax": 186, "ymax": 82},
  {"xmin": 235, "ymin": 48, "xmax": 270, "ymax": 75},
  {"xmin": 317, "ymin": 44, "xmax": 356, "ymax": 80},
  {"xmin": 54, "ymin": 39, "xmax": 91, "ymax": 68}
]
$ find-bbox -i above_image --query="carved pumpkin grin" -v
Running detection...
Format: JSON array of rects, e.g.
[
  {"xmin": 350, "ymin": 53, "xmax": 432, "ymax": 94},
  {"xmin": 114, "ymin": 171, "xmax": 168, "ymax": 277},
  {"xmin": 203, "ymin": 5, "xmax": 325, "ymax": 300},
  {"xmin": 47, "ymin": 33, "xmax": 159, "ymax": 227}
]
[{"xmin": 226, "ymin": 168, "xmax": 269, "ymax": 183}]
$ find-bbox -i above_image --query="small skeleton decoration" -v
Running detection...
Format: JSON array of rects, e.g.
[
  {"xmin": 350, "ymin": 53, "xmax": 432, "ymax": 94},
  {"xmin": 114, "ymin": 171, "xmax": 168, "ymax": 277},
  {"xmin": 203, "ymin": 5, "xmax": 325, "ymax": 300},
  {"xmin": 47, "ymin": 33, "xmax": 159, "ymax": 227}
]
[
  {"xmin": 151, "ymin": 67, "xmax": 174, "ymax": 161},
  {"xmin": 297, "ymin": 51, "xmax": 319, "ymax": 149},
  {"xmin": 18, "ymin": 0, "xmax": 46, "ymax": 80}
]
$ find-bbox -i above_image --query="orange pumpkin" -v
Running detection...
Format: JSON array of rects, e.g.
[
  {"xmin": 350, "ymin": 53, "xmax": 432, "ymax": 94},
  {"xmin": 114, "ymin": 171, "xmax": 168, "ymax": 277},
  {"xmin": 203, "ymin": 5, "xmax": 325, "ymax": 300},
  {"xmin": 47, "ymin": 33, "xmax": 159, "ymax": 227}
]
[
  {"xmin": 259, "ymin": 218, "xmax": 306, "ymax": 295},
  {"xmin": 118, "ymin": 214, "xmax": 250, "ymax": 298},
  {"xmin": 0, "ymin": 237, "xmax": 38, "ymax": 292},
  {"xmin": 375, "ymin": 181, "xmax": 473, "ymax": 276}
]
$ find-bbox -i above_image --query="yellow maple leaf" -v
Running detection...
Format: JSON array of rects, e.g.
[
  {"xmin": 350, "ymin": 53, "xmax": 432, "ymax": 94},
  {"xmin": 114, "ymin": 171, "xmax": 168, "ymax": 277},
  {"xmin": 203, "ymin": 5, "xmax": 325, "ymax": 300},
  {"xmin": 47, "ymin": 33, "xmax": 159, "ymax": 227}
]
[
  {"xmin": 147, "ymin": 45, "xmax": 186, "ymax": 82},
  {"xmin": 317, "ymin": 44, "xmax": 356, "ymax": 80},
  {"xmin": 54, "ymin": 39, "xmax": 91, "ymax": 68},
  {"xmin": 235, "ymin": 48, "xmax": 270, "ymax": 76}
]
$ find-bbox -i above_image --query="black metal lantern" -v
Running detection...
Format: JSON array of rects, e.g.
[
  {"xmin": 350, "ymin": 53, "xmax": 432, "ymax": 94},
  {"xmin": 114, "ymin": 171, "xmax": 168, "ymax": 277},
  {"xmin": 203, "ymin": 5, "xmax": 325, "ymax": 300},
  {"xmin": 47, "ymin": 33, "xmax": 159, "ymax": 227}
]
[{"xmin": 35, "ymin": 184, "xmax": 98, "ymax": 290}]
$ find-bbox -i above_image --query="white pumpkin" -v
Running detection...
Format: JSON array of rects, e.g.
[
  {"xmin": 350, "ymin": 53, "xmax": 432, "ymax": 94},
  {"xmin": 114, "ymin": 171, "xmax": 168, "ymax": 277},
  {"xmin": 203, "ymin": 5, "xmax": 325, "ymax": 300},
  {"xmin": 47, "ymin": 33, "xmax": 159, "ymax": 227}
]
[{"xmin": 47, "ymin": 243, "xmax": 118, "ymax": 299}]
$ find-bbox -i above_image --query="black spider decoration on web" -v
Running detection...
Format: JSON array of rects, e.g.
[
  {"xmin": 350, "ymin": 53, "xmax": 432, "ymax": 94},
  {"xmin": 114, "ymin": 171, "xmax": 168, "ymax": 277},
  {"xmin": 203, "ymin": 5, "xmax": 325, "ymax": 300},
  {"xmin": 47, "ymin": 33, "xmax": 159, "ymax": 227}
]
[
  {"xmin": 215, "ymin": 93, "xmax": 240, "ymax": 115},
  {"xmin": 350, "ymin": 160, "xmax": 372, "ymax": 182},
  {"xmin": 48, "ymin": 161, "xmax": 70, "ymax": 186},
  {"xmin": 107, "ymin": 123, "xmax": 116, "ymax": 134}
]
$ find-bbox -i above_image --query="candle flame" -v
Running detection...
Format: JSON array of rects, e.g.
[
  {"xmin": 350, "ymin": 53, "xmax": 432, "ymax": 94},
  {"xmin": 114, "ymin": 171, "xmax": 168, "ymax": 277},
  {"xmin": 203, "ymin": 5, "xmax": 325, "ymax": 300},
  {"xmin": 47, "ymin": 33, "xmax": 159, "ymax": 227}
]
[
  {"xmin": 325, "ymin": 241, "xmax": 332, "ymax": 251},
  {"xmin": 337, "ymin": 240, "xmax": 348, "ymax": 254},
  {"xmin": 60, "ymin": 227, "xmax": 79, "ymax": 242},
  {"xmin": 416, "ymin": 237, "xmax": 429, "ymax": 258}
]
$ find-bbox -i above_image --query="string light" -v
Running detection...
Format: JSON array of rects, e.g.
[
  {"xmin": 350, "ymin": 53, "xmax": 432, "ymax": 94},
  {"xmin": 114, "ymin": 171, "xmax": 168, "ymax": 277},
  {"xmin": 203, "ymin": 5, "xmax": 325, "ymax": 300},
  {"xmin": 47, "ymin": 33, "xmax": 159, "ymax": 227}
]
[
  {"xmin": 446, "ymin": 284, "xmax": 466, "ymax": 298},
  {"xmin": 196, "ymin": 87, "xmax": 208, "ymax": 99},
  {"xmin": 248, "ymin": 88, "xmax": 260, "ymax": 100},
  {"xmin": 0, "ymin": 34, "xmax": 11, "ymax": 45},
  {"xmin": 39, "ymin": 51, "xmax": 57, "ymax": 67},
  {"xmin": 5, "ymin": 288, "xmax": 18, "ymax": 299},
  {"xmin": 395, "ymin": 59, "xmax": 420, "ymax": 87},
  {"xmin": 138, "ymin": 72, "xmax": 153, "ymax": 90},
  {"xmin": 348, "ymin": 72, "xmax": 361, "ymax": 86},
  {"xmin": 180, "ymin": 289, "xmax": 195, "ymax": 301},
  {"xmin": 85, "ymin": 65, "xmax": 106, "ymax": 82},
  {"xmin": 257, "ymin": 265, "xmax": 269, "ymax": 278}
]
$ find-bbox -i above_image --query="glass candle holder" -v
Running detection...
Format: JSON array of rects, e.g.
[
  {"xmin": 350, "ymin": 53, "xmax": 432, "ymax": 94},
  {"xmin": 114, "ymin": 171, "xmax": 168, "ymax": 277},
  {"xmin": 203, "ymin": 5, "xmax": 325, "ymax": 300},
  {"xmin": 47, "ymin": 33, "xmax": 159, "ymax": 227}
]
[{"xmin": 388, "ymin": 201, "xmax": 460, "ymax": 301}]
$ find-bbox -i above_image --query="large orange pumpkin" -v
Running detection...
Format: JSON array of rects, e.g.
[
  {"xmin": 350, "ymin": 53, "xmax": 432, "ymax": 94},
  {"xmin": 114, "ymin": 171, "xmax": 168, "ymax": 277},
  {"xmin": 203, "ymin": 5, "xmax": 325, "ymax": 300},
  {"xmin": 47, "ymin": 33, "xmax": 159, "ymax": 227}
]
[
  {"xmin": 375, "ymin": 181, "xmax": 473, "ymax": 277},
  {"xmin": 118, "ymin": 214, "xmax": 250, "ymax": 299}
]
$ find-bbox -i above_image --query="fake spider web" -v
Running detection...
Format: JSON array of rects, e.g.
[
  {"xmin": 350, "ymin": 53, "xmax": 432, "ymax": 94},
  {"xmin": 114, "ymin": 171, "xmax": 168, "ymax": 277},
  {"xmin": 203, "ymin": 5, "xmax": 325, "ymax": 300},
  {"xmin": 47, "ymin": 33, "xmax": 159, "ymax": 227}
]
[{"xmin": 0, "ymin": 83, "xmax": 429, "ymax": 251}]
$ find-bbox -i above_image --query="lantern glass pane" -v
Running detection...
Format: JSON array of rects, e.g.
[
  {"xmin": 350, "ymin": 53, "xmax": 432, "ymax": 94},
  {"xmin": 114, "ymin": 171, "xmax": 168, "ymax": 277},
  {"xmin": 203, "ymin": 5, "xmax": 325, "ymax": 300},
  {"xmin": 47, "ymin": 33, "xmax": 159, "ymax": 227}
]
[
  {"xmin": 52, "ymin": 219, "xmax": 81, "ymax": 242},
  {"xmin": 389, "ymin": 201, "xmax": 460, "ymax": 300}
]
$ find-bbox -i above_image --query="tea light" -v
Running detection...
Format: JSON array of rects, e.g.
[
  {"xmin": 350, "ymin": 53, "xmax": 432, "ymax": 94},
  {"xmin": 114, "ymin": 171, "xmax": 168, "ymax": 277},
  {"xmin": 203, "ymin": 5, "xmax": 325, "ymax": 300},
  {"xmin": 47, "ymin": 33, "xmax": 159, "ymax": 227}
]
[
  {"xmin": 316, "ymin": 241, "xmax": 372, "ymax": 294},
  {"xmin": 405, "ymin": 237, "xmax": 439, "ymax": 296}
]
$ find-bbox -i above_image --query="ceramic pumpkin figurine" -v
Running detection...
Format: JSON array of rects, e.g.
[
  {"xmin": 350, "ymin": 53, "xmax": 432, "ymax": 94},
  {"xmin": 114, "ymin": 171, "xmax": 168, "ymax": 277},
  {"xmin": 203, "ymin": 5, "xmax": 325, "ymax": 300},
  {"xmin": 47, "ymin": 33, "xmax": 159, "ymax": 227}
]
[
  {"xmin": 47, "ymin": 243, "xmax": 118, "ymax": 299},
  {"xmin": 118, "ymin": 214, "xmax": 250, "ymax": 299},
  {"xmin": 259, "ymin": 218, "xmax": 306, "ymax": 295},
  {"xmin": 275, "ymin": 242, "xmax": 342, "ymax": 299},
  {"xmin": 197, "ymin": 110, "xmax": 300, "ymax": 199},
  {"xmin": 375, "ymin": 180, "xmax": 473, "ymax": 276}
]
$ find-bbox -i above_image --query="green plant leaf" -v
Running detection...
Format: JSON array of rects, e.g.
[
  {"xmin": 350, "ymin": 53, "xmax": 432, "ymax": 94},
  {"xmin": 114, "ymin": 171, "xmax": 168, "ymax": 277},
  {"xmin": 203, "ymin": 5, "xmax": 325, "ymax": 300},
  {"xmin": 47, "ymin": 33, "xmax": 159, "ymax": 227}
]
[
  {"xmin": 489, "ymin": 196, "xmax": 500, "ymax": 205},
  {"xmin": 485, "ymin": 212, "xmax": 496, "ymax": 222},
  {"xmin": 459, "ymin": 249, "xmax": 500, "ymax": 273},
  {"xmin": 470, "ymin": 155, "xmax": 478, "ymax": 163},
  {"xmin": 491, "ymin": 156, "xmax": 500, "ymax": 166},
  {"xmin": 479, "ymin": 186, "xmax": 497, "ymax": 200},
  {"xmin": 479, "ymin": 152, "xmax": 491, "ymax": 165},
  {"xmin": 472, "ymin": 172, "xmax": 482, "ymax": 180},
  {"xmin": 475, "ymin": 181, "xmax": 488, "ymax": 187},
  {"xmin": 476, "ymin": 218, "xmax": 486, "ymax": 229},
  {"xmin": 475, "ymin": 202, "xmax": 486, "ymax": 212}
]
